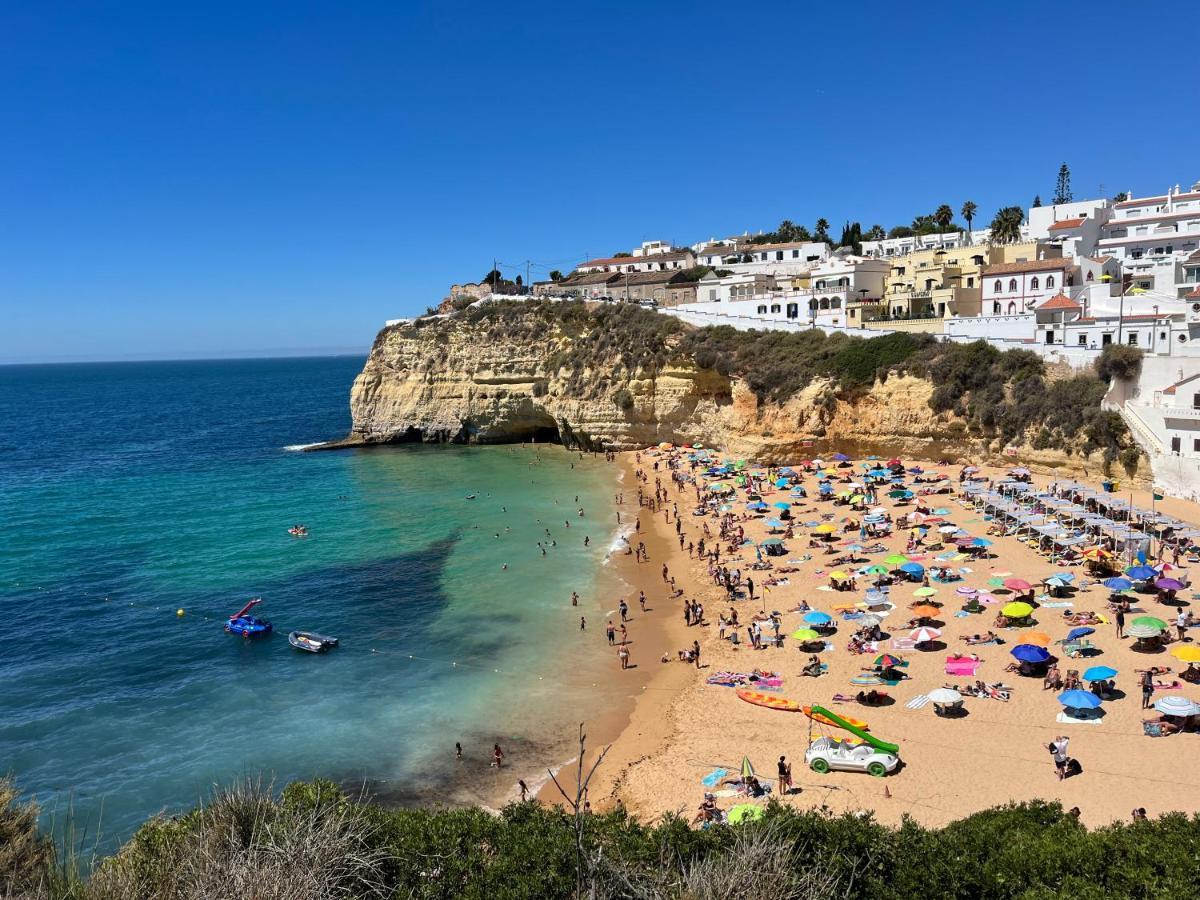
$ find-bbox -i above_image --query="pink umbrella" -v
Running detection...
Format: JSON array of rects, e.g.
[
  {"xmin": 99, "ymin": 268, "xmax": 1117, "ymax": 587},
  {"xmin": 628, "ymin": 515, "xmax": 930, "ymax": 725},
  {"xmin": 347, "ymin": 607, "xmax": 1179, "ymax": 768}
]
[
  {"xmin": 911, "ymin": 626, "xmax": 942, "ymax": 643},
  {"xmin": 1004, "ymin": 578, "xmax": 1032, "ymax": 591},
  {"xmin": 977, "ymin": 592, "xmax": 999, "ymax": 604}
]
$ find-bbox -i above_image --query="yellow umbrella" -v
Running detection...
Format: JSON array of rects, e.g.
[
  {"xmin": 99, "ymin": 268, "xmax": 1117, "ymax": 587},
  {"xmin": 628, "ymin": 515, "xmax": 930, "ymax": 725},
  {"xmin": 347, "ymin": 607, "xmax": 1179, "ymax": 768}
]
[
  {"xmin": 829, "ymin": 571, "xmax": 849, "ymax": 581},
  {"xmin": 814, "ymin": 524, "xmax": 836, "ymax": 534},
  {"xmin": 1171, "ymin": 645, "xmax": 1200, "ymax": 663},
  {"xmin": 1002, "ymin": 601, "xmax": 1034, "ymax": 618}
]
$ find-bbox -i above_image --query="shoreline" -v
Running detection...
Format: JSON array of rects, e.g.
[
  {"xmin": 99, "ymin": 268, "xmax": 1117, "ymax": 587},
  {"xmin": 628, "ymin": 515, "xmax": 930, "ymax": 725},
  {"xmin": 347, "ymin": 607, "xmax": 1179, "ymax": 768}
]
[{"xmin": 562, "ymin": 451, "xmax": 1200, "ymax": 829}]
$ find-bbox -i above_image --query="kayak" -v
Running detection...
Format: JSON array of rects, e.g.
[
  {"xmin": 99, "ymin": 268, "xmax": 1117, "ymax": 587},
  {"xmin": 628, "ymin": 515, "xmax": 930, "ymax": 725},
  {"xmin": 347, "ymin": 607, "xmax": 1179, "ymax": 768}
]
[
  {"xmin": 803, "ymin": 706, "xmax": 870, "ymax": 731},
  {"xmin": 736, "ymin": 689, "xmax": 800, "ymax": 712}
]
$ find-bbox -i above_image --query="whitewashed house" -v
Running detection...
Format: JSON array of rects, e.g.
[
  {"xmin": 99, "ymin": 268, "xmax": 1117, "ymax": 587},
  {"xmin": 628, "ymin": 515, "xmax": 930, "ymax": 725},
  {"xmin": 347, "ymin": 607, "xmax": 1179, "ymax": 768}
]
[
  {"xmin": 1097, "ymin": 182, "xmax": 1200, "ymax": 298},
  {"xmin": 981, "ymin": 256, "xmax": 1075, "ymax": 315}
]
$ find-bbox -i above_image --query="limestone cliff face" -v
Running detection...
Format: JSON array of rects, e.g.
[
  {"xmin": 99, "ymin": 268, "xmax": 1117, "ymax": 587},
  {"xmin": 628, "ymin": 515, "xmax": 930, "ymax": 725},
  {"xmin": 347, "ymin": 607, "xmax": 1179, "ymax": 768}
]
[{"xmin": 338, "ymin": 315, "xmax": 1133, "ymax": 482}]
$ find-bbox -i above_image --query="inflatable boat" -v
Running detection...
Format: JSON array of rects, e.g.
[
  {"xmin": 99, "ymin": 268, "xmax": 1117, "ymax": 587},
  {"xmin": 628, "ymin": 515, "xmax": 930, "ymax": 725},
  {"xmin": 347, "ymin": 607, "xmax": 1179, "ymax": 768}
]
[{"xmin": 288, "ymin": 631, "xmax": 339, "ymax": 653}]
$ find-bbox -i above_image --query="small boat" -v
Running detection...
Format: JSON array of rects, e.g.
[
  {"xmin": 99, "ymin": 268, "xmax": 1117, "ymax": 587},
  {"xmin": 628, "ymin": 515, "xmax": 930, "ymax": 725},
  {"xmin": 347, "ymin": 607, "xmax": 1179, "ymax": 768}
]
[
  {"xmin": 464, "ymin": 494, "xmax": 477, "ymax": 500},
  {"xmin": 225, "ymin": 598, "xmax": 272, "ymax": 638},
  {"xmin": 288, "ymin": 631, "xmax": 339, "ymax": 653},
  {"xmin": 288, "ymin": 526, "xmax": 308, "ymax": 537}
]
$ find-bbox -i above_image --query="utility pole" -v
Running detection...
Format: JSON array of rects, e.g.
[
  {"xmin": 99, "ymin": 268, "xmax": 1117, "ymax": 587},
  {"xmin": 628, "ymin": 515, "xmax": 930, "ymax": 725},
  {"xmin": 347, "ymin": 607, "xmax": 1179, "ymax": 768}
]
[
  {"xmin": 1116, "ymin": 261, "xmax": 1126, "ymax": 345},
  {"xmin": 526, "ymin": 259, "xmax": 531, "ymax": 295},
  {"xmin": 493, "ymin": 257, "xmax": 497, "ymax": 295}
]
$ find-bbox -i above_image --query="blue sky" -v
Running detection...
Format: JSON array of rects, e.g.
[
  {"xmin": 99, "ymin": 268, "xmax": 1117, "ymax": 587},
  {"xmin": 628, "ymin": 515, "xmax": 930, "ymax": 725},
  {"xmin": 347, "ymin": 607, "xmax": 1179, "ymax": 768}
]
[{"xmin": 2, "ymin": 1, "xmax": 1198, "ymax": 362}]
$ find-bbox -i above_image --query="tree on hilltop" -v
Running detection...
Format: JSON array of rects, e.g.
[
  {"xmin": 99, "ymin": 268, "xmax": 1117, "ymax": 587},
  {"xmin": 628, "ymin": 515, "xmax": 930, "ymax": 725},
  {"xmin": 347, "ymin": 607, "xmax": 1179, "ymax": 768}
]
[
  {"xmin": 1053, "ymin": 163, "xmax": 1072, "ymax": 205},
  {"xmin": 988, "ymin": 206, "xmax": 1025, "ymax": 244},
  {"xmin": 934, "ymin": 205, "xmax": 954, "ymax": 236}
]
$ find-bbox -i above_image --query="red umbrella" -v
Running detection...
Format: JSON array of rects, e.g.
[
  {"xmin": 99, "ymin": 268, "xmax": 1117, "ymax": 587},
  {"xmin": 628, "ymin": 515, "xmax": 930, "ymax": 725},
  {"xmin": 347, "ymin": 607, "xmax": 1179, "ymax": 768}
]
[
  {"xmin": 1004, "ymin": 578, "xmax": 1032, "ymax": 591},
  {"xmin": 887, "ymin": 458, "xmax": 901, "ymax": 467}
]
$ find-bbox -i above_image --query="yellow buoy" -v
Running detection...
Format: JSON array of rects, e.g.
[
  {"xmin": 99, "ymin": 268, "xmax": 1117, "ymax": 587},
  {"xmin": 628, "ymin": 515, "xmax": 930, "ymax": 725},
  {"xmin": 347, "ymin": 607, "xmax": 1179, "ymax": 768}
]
[{"xmin": 176, "ymin": 609, "xmax": 185, "ymax": 617}]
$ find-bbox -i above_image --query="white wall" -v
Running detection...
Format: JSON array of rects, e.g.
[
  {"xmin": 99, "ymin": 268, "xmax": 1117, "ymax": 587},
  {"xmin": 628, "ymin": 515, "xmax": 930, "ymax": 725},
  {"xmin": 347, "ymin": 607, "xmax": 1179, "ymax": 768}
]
[{"xmin": 945, "ymin": 313, "xmax": 1035, "ymax": 341}]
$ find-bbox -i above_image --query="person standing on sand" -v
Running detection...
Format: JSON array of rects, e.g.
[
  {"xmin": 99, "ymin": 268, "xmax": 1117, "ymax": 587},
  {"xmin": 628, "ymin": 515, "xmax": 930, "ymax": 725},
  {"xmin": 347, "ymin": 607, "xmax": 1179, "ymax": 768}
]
[
  {"xmin": 519, "ymin": 779, "xmax": 529, "ymax": 802},
  {"xmin": 639, "ymin": 591, "xmax": 647, "ymax": 612},
  {"xmin": 580, "ymin": 616, "xmax": 586, "ymax": 630},
  {"xmin": 1115, "ymin": 602, "xmax": 1126, "ymax": 639},
  {"xmin": 493, "ymin": 744, "xmax": 505, "ymax": 769},
  {"xmin": 777, "ymin": 756, "xmax": 793, "ymax": 794},
  {"xmin": 1051, "ymin": 736, "xmax": 1069, "ymax": 780},
  {"xmin": 618, "ymin": 644, "xmax": 630, "ymax": 669},
  {"xmin": 456, "ymin": 742, "xmax": 462, "ymax": 760},
  {"xmin": 1141, "ymin": 669, "xmax": 1154, "ymax": 709},
  {"xmin": 606, "ymin": 620, "xmax": 616, "ymax": 645},
  {"xmin": 692, "ymin": 640, "xmax": 701, "ymax": 669}
]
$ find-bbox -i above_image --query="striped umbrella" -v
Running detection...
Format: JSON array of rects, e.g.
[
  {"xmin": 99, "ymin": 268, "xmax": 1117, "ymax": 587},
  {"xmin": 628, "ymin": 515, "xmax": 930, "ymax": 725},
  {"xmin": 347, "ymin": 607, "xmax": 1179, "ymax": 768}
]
[
  {"xmin": 910, "ymin": 626, "xmax": 942, "ymax": 643},
  {"xmin": 1154, "ymin": 696, "xmax": 1200, "ymax": 717}
]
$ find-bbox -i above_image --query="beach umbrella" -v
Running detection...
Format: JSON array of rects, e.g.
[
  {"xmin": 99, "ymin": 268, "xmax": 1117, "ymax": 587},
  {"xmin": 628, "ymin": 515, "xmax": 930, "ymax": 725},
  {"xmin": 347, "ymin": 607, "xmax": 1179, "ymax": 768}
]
[
  {"xmin": 884, "ymin": 554, "xmax": 909, "ymax": 566},
  {"xmin": 1003, "ymin": 578, "xmax": 1032, "ymax": 592},
  {"xmin": 774, "ymin": 478, "xmax": 790, "ymax": 488},
  {"xmin": 937, "ymin": 524, "xmax": 961, "ymax": 534},
  {"xmin": 889, "ymin": 489, "xmax": 914, "ymax": 499},
  {"xmin": 765, "ymin": 518, "xmax": 785, "ymax": 529},
  {"xmin": 1156, "ymin": 577, "xmax": 1185, "ymax": 591},
  {"xmin": 829, "ymin": 571, "xmax": 850, "ymax": 581},
  {"xmin": 887, "ymin": 458, "xmax": 902, "ymax": 467},
  {"xmin": 1125, "ymin": 624, "xmax": 1162, "ymax": 638},
  {"xmin": 831, "ymin": 452, "xmax": 850, "ymax": 461},
  {"xmin": 1020, "ymin": 630, "xmax": 1052, "ymax": 646},
  {"xmin": 987, "ymin": 577, "xmax": 1005, "ymax": 589},
  {"xmin": 1126, "ymin": 565, "xmax": 1157, "ymax": 580},
  {"xmin": 899, "ymin": 562, "xmax": 925, "ymax": 576},
  {"xmin": 910, "ymin": 604, "xmax": 940, "ymax": 618},
  {"xmin": 791, "ymin": 628, "xmax": 821, "ymax": 641},
  {"xmin": 1066, "ymin": 626, "xmax": 1095, "ymax": 640},
  {"xmin": 963, "ymin": 465, "xmax": 979, "ymax": 473},
  {"xmin": 1011, "ymin": 644, "xmax": 1050, "ymax": 663},
  {"xmin": 955, "ymin": 587, "xmax": 978, "ymax": 596},
  {"xmin": 1103, "ymin": 577, "xmax": 1134, "ymax": 591},
  {"xmin": 773, "ymin": 501, "xmax": 791, "ymax": 509},
  {"xmin": 1044, "ymin": 574, "xmax": 1073, "ymax": 588},
  {"xmin": 747, "ymin": 501, "xmax": 769, "ymax": 512},
  {"xmin": 913, "ymin": 586, "xmax": 937, "ymax": 597},
  {"xmin": 971, "ymin": 538, "xmax": 993, "ymax": 547},
  {"xmin": 813, "ymin": 524, "xmax": 836, "ymax": 534},
  {"xmin": 1083, "ymin": 665, "xmax": 1118, "ymax": 681},
  {"xmin": 865, "ymin": 565, "xmax": 890, "ymax": 576},
  {"xmin": 859, "ymin": 614, "xmax": 883, "ymax": 627},
  {"xmin": 873, "ymin": 653, "xmax": 903, "ymax": 668},
  {"xmin": 911, "ymin": 626, "xmax": 942, "ymax": 643},
  {"xmin": 1170, "ymin": 645, "xmax": 1200, "ymax": 663},
  {"xmin": 803, "ymin": 611, "xmax": 832, "ymax": 625},
  {"xmin": 1058, "ymin": 689, "xmax": 1101, "ymax": 710},
  {"xmin": 739, "ymin": 756, "xmax": 757, "ymax": 781},
  {"xmin": 1002, "ymin": 601, "xmax": 1034, "ymax": 618},
  {"xmin": 760, "ymin": 538, "xmax": 783, "ymax": 547},
  {"xmin": 778, "ymin": 467, "xmax": 794, "ymax": 475},
  {"xmin": 728, "ymin": 803, "xmax": 765, "ymax": 825},
  {"xmin": 976, "ymin": 593, "xmax": 998, "ymax": 604},
  {"xmin": 1154, "ymin": 696, "xmax": 1200, "ymax": 717},
  {"xmin": 928, "ymin": 688, "xmax": 962, "ymax": 704},
  {"xmin": 1132, "ymin": 616, "xmax": 1167, "ymax": 631}
]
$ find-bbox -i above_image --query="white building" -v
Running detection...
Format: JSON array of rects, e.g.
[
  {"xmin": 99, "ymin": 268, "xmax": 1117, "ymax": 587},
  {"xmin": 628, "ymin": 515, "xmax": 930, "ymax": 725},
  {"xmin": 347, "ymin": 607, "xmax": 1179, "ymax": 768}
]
[
  {"xmin": 860, "ymin": 229, "xmax": 993, "ymax": 259},
  {"xmin": 575, "ymin": 248, "xmax": 696, "ymax": 274},
  {"xmin": 1096, "ymin": 182, "xmax": 1200, "ymax": 298},
  {"xmin": 981, "ymin": 256, "xmax": 1075, "ymax": 315},
  {"xmin": 631, "ymin": 240, "xmax": 673, "ymax": 257},
  {"xmin": 1151, "ymin": 373, "xmax": 1200, "ymax": 457},
  {"xmin": 696, "ymin": 240, "xmax": 830, "ymax": 276}
]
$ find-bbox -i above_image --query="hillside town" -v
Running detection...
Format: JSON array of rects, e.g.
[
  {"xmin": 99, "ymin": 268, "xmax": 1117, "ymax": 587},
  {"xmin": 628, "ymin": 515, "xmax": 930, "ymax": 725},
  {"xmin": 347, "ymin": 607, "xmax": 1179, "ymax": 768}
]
[{"xmin": 430, "ymin": 171, "xmax": 1200, "ymax": 486}]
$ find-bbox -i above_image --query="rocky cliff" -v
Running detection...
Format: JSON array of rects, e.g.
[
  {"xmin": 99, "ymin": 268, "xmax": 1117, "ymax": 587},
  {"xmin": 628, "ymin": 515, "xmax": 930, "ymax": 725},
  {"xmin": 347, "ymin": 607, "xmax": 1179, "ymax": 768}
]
[{"xmin": 331, "ymin": 304, "xmax": 1140, "ymax": 482}]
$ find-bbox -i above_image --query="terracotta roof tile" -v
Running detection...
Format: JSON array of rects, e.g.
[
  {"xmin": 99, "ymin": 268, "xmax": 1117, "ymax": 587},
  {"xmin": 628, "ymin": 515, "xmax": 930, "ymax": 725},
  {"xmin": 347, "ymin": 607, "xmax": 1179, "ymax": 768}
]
[
  {"xmin": 982, "ymin": 257, "xmax": 1070, "ymax": 275},
  {"xmin": 1049, "ymin": 217, "xmax": 1086, "ymax": 231},
  {"xmin": 1038, "ymin": 293, "xmax": 1081, "ymax": 311}
]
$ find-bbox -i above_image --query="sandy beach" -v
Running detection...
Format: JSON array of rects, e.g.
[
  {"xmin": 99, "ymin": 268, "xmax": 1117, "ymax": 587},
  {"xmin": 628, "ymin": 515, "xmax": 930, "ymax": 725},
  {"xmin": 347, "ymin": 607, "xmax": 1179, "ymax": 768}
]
[{"xmin": 561, "ymin": 452, "xmax": 1200, "ymax": 829}]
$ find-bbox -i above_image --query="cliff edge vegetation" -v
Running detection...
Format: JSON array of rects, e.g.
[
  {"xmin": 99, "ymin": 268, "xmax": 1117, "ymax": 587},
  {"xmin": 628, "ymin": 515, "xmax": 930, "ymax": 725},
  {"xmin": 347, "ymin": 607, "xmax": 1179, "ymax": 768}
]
[{"xmin": 339, "ymin": 300, "xmax": 1139, "ymax": 479}]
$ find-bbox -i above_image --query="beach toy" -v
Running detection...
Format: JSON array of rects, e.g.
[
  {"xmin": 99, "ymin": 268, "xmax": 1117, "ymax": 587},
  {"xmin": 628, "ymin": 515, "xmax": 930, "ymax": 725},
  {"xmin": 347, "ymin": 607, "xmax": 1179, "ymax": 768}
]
[
  {"xmin": 736, "ymin": 689, "xmax": 800, "ymax": 712},
  {"xmin": 1154, "ymin": 696, "xmax": 1200, "ymax": 717},
  {"xmin": 803, "ymin": 705, "xmax": 869, "ymax": 731},
  {"xmin": 176, "ymin": 609, "xmax": 185, "ymax": 617},
  {"xmin": 1002, "ymin": 601, "xmax": 1034, "ymax": 618},
  {"xmin": 1132, "ymin": 616, "xmax": 1167, "ymax": 631},
  {"xmin": 1058, "ymin": 689, "xmax": 1101, "ymax": 710},
  {"xmin": 1083, "ymin": 665, "xmax": 1118, "ymax": 681},
  {"xmin": 1019, "ymin": 630, "xmax": 1052, "ymax": 646},
  {"xmin": 1170, "ymin": 645, "xmax": 1200, "ymax": 662},
  {"xmin": 1011, "ymin": 644, "xmax": 1051, "ymax": 663}
]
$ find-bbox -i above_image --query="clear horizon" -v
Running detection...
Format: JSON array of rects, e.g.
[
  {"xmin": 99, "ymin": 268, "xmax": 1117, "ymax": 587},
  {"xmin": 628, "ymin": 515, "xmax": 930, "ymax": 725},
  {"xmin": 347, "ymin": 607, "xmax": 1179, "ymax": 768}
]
[{"xmin": 3, "ymin": 0, "xmax": 1198, "ymax": 363}]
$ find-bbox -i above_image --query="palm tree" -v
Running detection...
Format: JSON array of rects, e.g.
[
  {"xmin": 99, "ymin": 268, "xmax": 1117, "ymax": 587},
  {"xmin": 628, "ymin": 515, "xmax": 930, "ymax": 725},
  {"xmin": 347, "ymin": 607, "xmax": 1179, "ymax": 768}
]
[
  {"xmin": 814, "ymin": 218, "xmax": 830, "ymax": 242},
  {"xmin": 961, "ymin": 201, "xmax": 977, "ymax": 243},
  {"xmin": 988, "ymin": 206, "xmax": 1024, "ymax": 244},
  {"xmin": 934, "ymin": 204, "xmax": 954, "ymax": 237},
  {"xmin": 867, "ymin": 224, "xmax": 886, "ymax": 241},
  {"xmin": 777, "ymin": 219, "xmax": 797, "ymax": 242}
]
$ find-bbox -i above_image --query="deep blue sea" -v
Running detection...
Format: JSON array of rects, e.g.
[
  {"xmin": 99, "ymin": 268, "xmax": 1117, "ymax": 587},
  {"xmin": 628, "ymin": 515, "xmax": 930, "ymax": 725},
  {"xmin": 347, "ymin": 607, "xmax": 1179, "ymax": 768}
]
[{"xmin": 0, "ymin": 357, "xmax": 619, "ymax": 850}]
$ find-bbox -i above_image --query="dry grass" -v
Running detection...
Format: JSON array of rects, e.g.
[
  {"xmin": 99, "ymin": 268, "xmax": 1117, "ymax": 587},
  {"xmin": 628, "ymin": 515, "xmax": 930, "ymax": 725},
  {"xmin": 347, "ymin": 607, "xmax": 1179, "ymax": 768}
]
[{"xmin": 0, "ymin": 777, "xmax": 55, "ymax": 900}]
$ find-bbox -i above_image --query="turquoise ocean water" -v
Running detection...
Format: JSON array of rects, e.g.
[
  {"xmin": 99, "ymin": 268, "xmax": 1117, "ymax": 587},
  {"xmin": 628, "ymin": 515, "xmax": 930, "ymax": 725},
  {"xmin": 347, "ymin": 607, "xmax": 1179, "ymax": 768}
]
[{"xmin": 0, "ymin": 357, "xmax": 620, "ymax": 849}]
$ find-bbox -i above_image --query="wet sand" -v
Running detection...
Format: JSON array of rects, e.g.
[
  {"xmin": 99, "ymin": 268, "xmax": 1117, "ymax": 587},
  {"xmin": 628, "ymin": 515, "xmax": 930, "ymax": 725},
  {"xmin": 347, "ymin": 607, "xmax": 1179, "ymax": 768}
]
[{"xmin": 570, "ymin": 453, "xmax": 1200, "ymax": 828}]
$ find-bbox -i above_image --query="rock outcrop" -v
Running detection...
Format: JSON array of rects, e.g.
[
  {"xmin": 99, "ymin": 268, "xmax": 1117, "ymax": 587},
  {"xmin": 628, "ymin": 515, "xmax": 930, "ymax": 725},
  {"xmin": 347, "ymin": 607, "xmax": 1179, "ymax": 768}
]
[{"xmin": 330, "ymin": 310, "xmax": 1137, "ymax": 483}]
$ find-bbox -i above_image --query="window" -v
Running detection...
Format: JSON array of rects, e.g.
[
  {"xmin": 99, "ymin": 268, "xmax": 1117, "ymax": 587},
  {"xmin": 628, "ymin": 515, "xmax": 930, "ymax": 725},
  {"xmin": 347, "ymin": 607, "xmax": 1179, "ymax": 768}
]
[
  {"xmin": 775, "ymin": 251, "xmax": 784, "ymax": 261},
  {"xmin": 1193, "ymin": 392, "xmax": 1200, "ymax": 410},
  {"xmin": 992, "ymin": 301, "xmax": 1001, "ymax": 314},
  {"xmin": 1102, "ymin": 333, "xmax": 1112, "ymax": 346},
  {"xmin": 1008, "ymin": 279, "xmax": 1017, "ymax": 292},
  {"xmin": 770, "ymin": 304, "xmax": 781, "ymax": 313},
  {"xmin": 967, "ymin": 276, "xmax": 974, "ymax": 287},
  {"xmin": 757, "ymin": 306, "xmax": 767, "ymax": 314},
  {"xmin": 1030, "ymin": 276, "xmax": 1040, "ymax": 290},
  {"xmin": 1046, "ymin": 275, "xmax": 1055, "ymax": 288},
  {"xmin": 1128, "ymin": 332, "xmax": 1138, "ymax": 346},
  {"xmin": 1007, "ymin": 301, "xmax": 1016, "ymax": 314},
  {"xmin": 1194, "ymin": 439, "xmax": 1200, "ymax": 453},
  {"xmin": 791, "ymin": 250, "xmax": 799, "ymax": 258},
  {"xmin": 1086, "ymin": 271, "xmax": 1094, "ymax": 282},
  {"xmin": 1171, "ymin": 436, "xmax": 1181, "ymax": 453},
  {"xmin": 994, "ymin": 279, "xmax": 1003, "ymax": 293},
  {"xmin": 1078, "ymin": 334, "xmax": 1087, "ymax": 346}
]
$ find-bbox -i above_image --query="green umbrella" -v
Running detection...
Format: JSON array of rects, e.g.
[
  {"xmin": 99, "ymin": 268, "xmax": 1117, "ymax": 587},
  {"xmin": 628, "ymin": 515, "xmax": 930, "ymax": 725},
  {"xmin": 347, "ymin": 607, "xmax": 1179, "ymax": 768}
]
[
  {"xmin": 987, "ymin": 577, "xmax": 1005, "ymax": 589},
  {"xmin": 728, "ymin": 803, "xmax": 764, "ymax": 824},
  {"xmin": 740, "ymin": 756, "xmax": 757, "ymax": 780},
  {"xmin": 1132, "ymin": 616, "xmax": 1167, "ymax": 631},
  {"xmin": 884, "ymin": 554, "xmax": 909, "ymax": 566},
  {"xmin": 791, "ymin": 628, "xmax": 821, "ymax": 641},
  {"xmin": 865, "ymin": 565, "xmax": 890, "ymax": 575},
  {"xmin": 913, "ymin": 586, "xmax": 937, "ymax": 597}
]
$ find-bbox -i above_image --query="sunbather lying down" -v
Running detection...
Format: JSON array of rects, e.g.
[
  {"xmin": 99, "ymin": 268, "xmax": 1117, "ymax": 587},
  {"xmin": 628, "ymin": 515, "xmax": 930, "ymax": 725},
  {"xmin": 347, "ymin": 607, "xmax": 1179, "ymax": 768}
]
[{"xmin": 964, "ymin": 633, "xmax": 997, "ymax": 645}]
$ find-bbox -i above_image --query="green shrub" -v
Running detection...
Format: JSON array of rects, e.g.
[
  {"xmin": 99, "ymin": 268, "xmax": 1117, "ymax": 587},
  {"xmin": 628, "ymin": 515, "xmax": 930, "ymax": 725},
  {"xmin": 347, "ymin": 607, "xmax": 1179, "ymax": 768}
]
[{"xmin": 1095, "ymin": 344, "xmax": 1144, "ymax": 382}]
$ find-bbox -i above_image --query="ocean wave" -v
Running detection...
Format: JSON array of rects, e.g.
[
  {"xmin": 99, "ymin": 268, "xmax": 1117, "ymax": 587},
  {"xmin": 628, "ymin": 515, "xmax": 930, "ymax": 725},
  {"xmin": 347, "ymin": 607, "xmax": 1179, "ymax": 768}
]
[
  {"xmin": 602, "ymin": 522, "xmax": 636, "ymax": 565},
  {"xmin": 282, "ymin": 441, "xmax": 326, "ymax": 451}
]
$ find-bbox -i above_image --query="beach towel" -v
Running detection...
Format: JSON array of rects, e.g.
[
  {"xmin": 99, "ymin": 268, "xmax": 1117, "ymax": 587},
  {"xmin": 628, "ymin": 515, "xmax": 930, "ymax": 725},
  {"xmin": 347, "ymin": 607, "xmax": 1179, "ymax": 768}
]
[
  {"xmin": 1041, "ymin": 601, "xmax": 1074, "ymax": 608},
  {"xmin": 945, "ymin": 659, "xmax": 982, "ymax": 676},
  {"xmin": 954, "ymin": 611, "xmax": 970, "ymax": 618},
  {"xmin": 1056, "ymin": 711, "xmax": 1104, "ymax": 726},
  {"xmin": 701, "ymin": 767, "xmax": 729, "ymax": 787},
  {"xmin": 891, "ymin": 638, "xmax": 917, "ymax": 650},
  {"xmin": 851, "ymin": 675, "xmax": 883, "ymax": 685},
  {"xmin": 906, "ymin": 694, "xmax": 931, "ymax": 709},
  {"xmin": 1153, "ymin": 681, "xmax": 1183, "ymax": 692}
]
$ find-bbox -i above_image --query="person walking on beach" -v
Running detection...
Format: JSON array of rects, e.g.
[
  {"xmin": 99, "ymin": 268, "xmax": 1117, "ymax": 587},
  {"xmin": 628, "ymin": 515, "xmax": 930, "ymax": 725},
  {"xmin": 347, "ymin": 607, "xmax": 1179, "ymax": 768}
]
[
  {"xmin": 1141, "ymin": 669, "xmax": 1154, "ymax": 709},
  {"xmin": 618, "ymin": 644, "xmax": 630, "ymax": 669},
  {"xmin": 518, "ymin": 779, "xmax": 529, "ymax": 802},
  {"xmin": 580, "ymin": 616, "xmax": 586, "ymax": 630},
  {"xmin": 619, "ymin": 599, "xmax": 629, "ymax": 622},
  {"xmin": 456, "ymin": 742, "xmax": 462, "ymax": 760},
  {"xmin": 1115, "ymin": 602, "xmax": 1126, "ymax": 639},
  {"xmin": 639, "ymin": 591, "xmax": 647, "ymax": 613},
  {"xmin": 1051, "ymin": 736, "xmax": 1069, "ymax": 781}
]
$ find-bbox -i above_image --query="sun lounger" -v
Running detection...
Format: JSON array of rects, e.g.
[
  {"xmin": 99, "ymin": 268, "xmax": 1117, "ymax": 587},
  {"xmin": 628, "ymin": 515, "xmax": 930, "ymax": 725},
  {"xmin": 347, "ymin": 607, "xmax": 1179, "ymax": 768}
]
[{"xmin": 1061, "ymin": 639, "xmax": 1094, "ymax": 658}]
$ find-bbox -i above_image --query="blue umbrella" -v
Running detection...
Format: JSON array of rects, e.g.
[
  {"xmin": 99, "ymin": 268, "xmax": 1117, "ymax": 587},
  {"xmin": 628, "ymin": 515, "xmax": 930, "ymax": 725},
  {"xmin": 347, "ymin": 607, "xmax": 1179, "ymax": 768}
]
[
  {"xmin": 1083, "ymin": 665, "xmax": 1118, "ymax": 681},
  {"xmin": 1126, "ymin": 565, "xmax": 1157, "ymax": 580},
  {"xmin": 764, "ymin": 518, "xmax": 785, "ymax": 528},
  {"xmin": 1045, "ymin": 574, "xmax": 1072, "ymax": 588},
  {"xmin": 803, "ymin": 611, "xmax": 832, "ymax": 625},
  {"xmin": 1011, "ymin": 644, "xmax": 1051, "ymax": 663},
  {"xmin": 971, "ymin": 538, "xmax": 993, "ymax": 547},
  {"xmin": 760, "ymin": 538, "xmax": 783, "ymax": 546},
  {"xmin": 778, "ymin": 467, "xmax": 795, "ymax": 475},
  {"xmin": 775, "ymin": 478, "xmax": 790, "ymax": 488},
  {"xmin": 1058, "ymin": 689, "xmax": 1102, "ymax": 709},
  {"xmin": 1066, "ymin": 626, "xmax": 1095, "ymax": 641},
  {"xmin": 773, "ymin": 501, "xmax": 791, "ymax": 509},
  {"xmin": 899, "ymin": 562, "xmax": 925, "ymax": 575},
  {"xmin": 818, "ymin": 483, "xmax": 833, "ymax": 494},
  {"xmin": 832, "ymin": 452, "xmax": 850, "ymax": 461},
  {"xmin": 1103, "ymin": 577, "xmax": 1133, "ymax": 591},
  {"xmin": 747, "ymin": 501, "xmax": 768, "ymax": 511}
]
